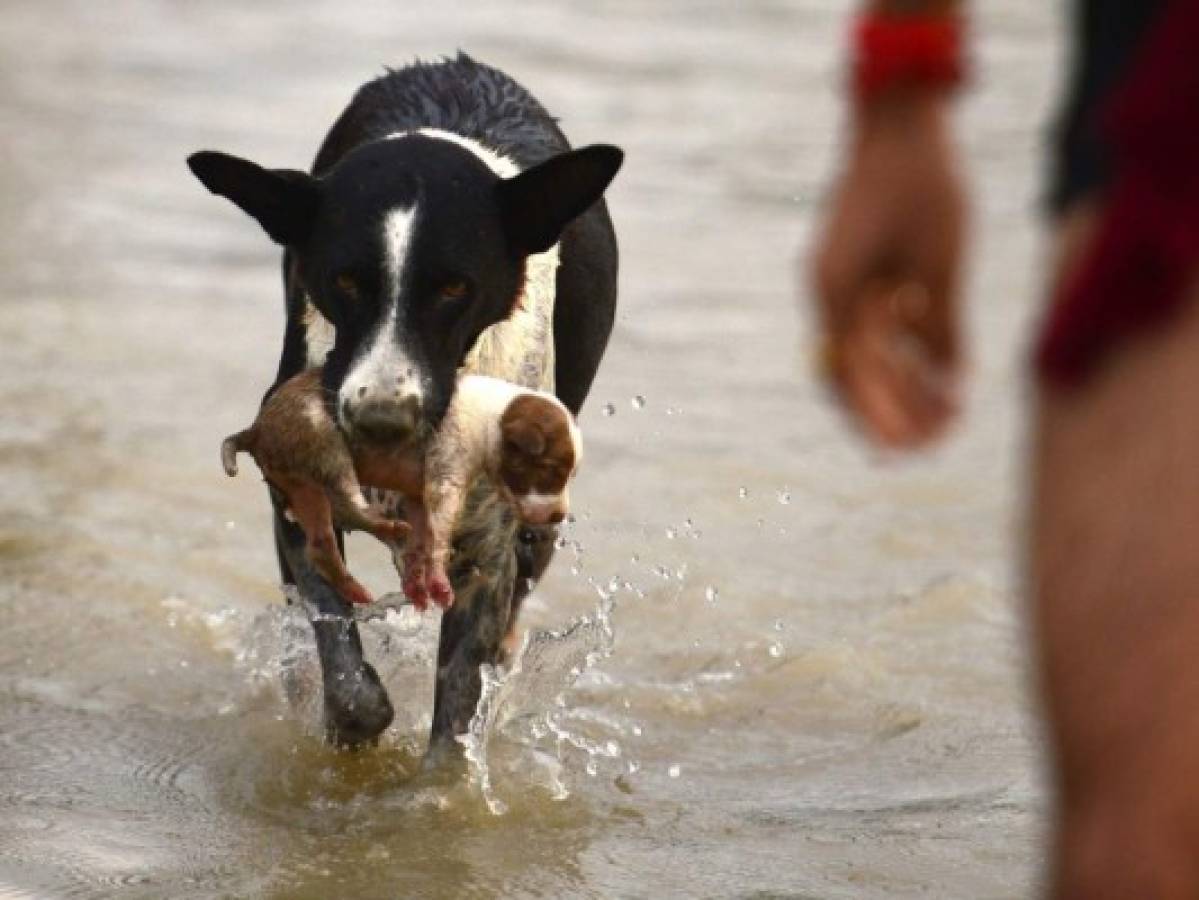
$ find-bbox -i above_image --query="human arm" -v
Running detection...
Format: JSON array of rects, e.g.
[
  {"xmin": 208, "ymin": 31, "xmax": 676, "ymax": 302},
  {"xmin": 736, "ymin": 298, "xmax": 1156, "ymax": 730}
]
[{"xmin": 809, "ymin": 0, "xmax": 968, "ymax": 449}]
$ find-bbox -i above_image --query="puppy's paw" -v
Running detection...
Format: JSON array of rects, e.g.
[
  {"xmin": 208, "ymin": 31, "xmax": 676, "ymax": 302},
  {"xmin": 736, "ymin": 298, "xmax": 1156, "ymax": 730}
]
[
  {"xmin": 427, "ymin": 568, "xmax": 454, "ymax": 609},
  {"xmin": 338, "ymin": 578, "xmax": 375, "ymax": 607},
  {"xmin": 402, "ymin": 554, "xmax": 431, "ymax": 612},
  {"xmin": 378, "ymin": 519, "xmax": 411, "ymax": 542}
]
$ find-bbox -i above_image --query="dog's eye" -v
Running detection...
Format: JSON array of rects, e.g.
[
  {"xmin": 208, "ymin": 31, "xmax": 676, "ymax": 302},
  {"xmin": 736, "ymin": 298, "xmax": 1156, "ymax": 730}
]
[
  {"xmin": 334, "ymin": 273, "xmax": 359, "ymax": 298},
  {"xmin": 438, "ymin": 280, "xmax": 470, "ymax": 302}
]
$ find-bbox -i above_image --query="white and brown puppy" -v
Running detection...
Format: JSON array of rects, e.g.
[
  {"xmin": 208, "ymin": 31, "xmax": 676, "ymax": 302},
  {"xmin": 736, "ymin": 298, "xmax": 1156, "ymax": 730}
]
[
  {"xmin": 222, "ymin": 372, "xmax": 580, "ymax": 610},
  {"xmin": 416, "ymin": 374, "xmax": 581, "ymax": 606}
]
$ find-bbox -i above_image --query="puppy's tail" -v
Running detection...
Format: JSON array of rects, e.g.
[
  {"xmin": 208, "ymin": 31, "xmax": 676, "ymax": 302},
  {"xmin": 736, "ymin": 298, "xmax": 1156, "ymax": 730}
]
[{"xmin": 220, "ymin": 429, "xmax": 255, "ymax": 477}]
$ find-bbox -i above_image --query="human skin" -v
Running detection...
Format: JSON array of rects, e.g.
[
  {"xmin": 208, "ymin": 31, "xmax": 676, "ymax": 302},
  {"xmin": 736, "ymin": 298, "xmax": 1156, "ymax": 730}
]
[
  {"xmin": 1032, "ymin": 211, "xmax": 1199, "ymax": 899},
  {"xmin": 811, "ymin": 2, "xmax": 1199, "ymax": 896}
]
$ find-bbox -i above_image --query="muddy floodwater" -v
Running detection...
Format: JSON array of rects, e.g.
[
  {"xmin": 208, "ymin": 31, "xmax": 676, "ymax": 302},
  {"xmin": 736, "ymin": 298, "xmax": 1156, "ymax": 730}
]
[{"xmin": 0, "ymin": 1, "xmax": 1059, "ymax": 897}]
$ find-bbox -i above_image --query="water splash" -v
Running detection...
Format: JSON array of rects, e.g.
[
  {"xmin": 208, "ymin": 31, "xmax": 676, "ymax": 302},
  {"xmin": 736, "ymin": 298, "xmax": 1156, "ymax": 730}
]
[
  {"xmin": 240, "ymin": 586, "xmax": 437, "ymax": 735},
  {"xmin": 458, "ymin": 593, "xmax": 617, "ymax": 815}
]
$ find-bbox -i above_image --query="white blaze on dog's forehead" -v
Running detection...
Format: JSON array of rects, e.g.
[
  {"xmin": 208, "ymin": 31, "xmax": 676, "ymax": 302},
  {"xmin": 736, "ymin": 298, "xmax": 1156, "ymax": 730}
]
[
  {"xmin": 381, "ymin": 205, "xmax": 416, "ymax": 297},
  {"xmin": 338, "ymin": 205, "xmax": 422, "ymax": 424}
]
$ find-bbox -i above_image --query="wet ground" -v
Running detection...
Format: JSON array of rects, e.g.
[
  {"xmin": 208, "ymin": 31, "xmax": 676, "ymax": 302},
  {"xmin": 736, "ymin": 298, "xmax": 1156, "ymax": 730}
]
[{"xmin": 0, "ymin": 1, "xmax": 1059, "ymax": 896}]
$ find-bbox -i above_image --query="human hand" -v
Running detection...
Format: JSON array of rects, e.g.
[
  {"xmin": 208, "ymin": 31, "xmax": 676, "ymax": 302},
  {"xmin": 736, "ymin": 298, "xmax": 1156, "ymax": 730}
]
[{"xmin": 810, "ymin": 93, "xmax": 967, "ymax": 449}]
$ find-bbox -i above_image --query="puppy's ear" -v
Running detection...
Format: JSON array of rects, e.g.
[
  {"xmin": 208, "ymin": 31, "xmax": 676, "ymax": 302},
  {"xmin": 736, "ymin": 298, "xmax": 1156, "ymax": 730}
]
[
  {"xmin": 503, "ymin": 418, "xmax": 547, "ymax": 459},
  {"xmin": 187, "ymin": 151, "xmax": 318, "ymax": 247},
  {"xmin": 496, "ymin": 144, "xmax": 623, "ymax": 255}
]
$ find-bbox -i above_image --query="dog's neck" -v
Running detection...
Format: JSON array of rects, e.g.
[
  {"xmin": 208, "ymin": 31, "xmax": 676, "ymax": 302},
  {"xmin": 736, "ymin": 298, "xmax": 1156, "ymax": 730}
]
[{"xmin": 460, "ymin": 243, "xmax": 559, "ymax": 393}]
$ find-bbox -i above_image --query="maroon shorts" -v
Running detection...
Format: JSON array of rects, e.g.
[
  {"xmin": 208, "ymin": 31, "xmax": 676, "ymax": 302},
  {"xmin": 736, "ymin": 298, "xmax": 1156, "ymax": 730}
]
[{"xmin": 1037, "ymin": 0, "xmax": 1199, "ymax": 387}]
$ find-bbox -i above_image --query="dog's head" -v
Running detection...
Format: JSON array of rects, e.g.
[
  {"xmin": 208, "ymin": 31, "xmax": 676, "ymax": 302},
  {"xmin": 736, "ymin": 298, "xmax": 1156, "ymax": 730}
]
[
  {"xmin": 497, "ymin": 392, "xmax": 581, "ymax": 526},
  {"xmin": 187, "ymin": 132, "xmax": 621, "ymax": 446}
]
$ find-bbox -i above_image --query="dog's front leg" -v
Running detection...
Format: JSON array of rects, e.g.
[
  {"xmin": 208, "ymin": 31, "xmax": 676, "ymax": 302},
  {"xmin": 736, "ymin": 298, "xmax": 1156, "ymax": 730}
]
[
  {"xmin": 427, "ymin": 482, "xmax": 518, "ymax": 761},
  {"xmin": 271, "ymin": 492, "xmax": 395, "ymax": 748}
]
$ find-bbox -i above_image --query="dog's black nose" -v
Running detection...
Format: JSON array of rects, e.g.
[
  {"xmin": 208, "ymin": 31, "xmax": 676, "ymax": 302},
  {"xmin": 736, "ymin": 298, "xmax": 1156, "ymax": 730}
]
[{"xmin": 349, "ymin": 394, "xmax": 421, "ymax": 443}]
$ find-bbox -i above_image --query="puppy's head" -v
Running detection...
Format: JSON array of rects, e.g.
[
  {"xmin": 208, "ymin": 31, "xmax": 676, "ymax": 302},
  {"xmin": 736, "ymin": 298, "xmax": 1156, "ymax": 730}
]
[
  {"xmin": 186, "ymin": 135, "xmax": 622, "ymax": 448},
  {"xmin": 497, "ymin": 393, "xmax": 581, "ymax": 526}
]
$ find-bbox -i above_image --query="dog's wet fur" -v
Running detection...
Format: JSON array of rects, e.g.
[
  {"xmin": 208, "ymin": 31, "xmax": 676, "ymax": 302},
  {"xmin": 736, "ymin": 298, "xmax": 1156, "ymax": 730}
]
[{"xmin": 188, "ymin": 53, "xmax": 620, "ymax": 749}]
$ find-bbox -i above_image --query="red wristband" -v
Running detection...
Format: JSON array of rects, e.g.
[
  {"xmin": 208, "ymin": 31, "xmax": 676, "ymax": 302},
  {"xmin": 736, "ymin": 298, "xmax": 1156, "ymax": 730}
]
[{"xmin": 852, "ymin": 13, "xmax": 967, "ymax": 104}]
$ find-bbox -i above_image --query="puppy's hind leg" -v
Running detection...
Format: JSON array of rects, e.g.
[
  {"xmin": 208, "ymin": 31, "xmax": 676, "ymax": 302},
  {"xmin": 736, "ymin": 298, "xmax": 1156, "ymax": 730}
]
[
  {"xmin": 287, "ymin": 480, "xmax": 375, "ymax": 606},
  {"xmin": 327, "ymin": 475, "xmax": 411, "ymax": 546}
]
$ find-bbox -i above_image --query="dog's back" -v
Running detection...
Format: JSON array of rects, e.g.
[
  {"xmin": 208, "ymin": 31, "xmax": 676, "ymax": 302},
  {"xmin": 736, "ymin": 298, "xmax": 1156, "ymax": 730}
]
[{"xmin": 312, "ymin": 54, "xmax": 570, "ymax": 175}]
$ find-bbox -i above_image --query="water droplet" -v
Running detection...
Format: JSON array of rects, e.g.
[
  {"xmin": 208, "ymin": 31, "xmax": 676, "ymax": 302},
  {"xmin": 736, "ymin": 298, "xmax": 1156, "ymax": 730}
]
[
  {"xmin": 585, "ymin": 758, "xmax": 598, "ymax": 776},
  {"xmin": 602, "ymin": 403, "xmax": 616, "ymax": 417},
  {"xmin": 777, "ymin": 489, "xmax": 792, "ymax": 505},
  {"xmin": 665, "ymin": 527, "xmax": 677, "ymax": 540},
  {"xmin": 570, "ymin": 564, "xmax": 581, "ymax": 576},
  {"xmin": 704, "ymin": 586, "xmax": 719, "ymax": 604},
  {"xmin": 631, "ymin": 395, "xmax": 646, "ymax": 410},
  {"xmin": 737, "ymin": 487, "xmax": 749, "ymax": 500},
  {"xmin": 631, "ymin": 724, "xmax": 643, "ymax": 737},
  {"xmin": 768, "ymin": 642, "xmax": 784, "ymax": 658},
  {"xmin": 773, "ymin": 619, "xmax": 785, "ymax": 632},
  {"xmin": 555, "ymin": 535, "xmax": 568, "ymax": 550},
  {"xmin": 630, "ymin": 552, "xmax": 640, "ymax": 564},
  {"xmin": 224, "ymin": 520, "xmax": 236, "ymax": 530},
  {"xmin": 566, "ymin": 512, "xmax": 577, "ymax": 525},
  {"xmin": 665, "ymin": 406, "xmax": 676, "ymax": 417},
  {"xmin": 668, "ymin": 764, "xmax": 681, "ymax": 778},
  {"xmin": 628, "ymin": 760, "xmax": 641, "ymax": 775},
  {"xmin": 607, "ymin": 576, "xmax": 621, "ymax": 594},
  {"xmin": 756, "ymin": 517, "xmax": 766, "ymax": 529},
  {"xmin": 605, "ymin": 740, "xmax": 621, "ymax": 756},
  {"xmin": 674, "ymin": 566, "xmax": 687, "ymax": 581}
]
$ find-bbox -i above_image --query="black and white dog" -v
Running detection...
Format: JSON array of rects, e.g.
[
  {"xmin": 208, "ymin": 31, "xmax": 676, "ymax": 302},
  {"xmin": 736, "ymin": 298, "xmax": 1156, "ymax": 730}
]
[{"xmin": 188, "ymin": 54, "xmax": 621, "ymax": 750}]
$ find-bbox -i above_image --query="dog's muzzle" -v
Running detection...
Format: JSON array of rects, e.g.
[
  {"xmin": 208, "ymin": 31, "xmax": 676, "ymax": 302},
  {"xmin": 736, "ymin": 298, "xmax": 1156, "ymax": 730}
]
[{"xmin": 341, "ymin": 388, "xmax": 422, "ymax": 443}]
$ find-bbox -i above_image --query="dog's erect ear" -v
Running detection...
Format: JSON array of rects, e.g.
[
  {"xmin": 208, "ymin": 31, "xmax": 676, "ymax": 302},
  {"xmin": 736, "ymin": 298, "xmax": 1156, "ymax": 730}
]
[
  {"xmin": 496, "ymin": 144, "xmax": 623, "ymax": 255},
  {"xmin": 186, "ymin": 151, "xmax": 318, "ymax": 247}
]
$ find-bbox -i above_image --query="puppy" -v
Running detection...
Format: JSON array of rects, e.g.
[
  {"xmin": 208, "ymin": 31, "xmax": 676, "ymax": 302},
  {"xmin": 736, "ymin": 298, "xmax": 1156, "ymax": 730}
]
[
  {"xmin": 222, "ymin": 372, "xmax": 580, "ymax": 610},
  {"xmin": 415, "ymin": 374, "xmax": 581, "ymax": 608},
  {"xmin": 220, "ymin": 369, "xmax": 412, "ymax": 607}
]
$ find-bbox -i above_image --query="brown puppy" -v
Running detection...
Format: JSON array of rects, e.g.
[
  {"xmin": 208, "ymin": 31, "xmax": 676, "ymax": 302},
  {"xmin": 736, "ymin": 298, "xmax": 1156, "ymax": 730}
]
[
  {"xmin": 221, "ymin": 369, "xmax": 413, "ymax": 607},
  {"xmin": 222, "ymin": 372, "xmax": 581, "ymax": 610}
]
